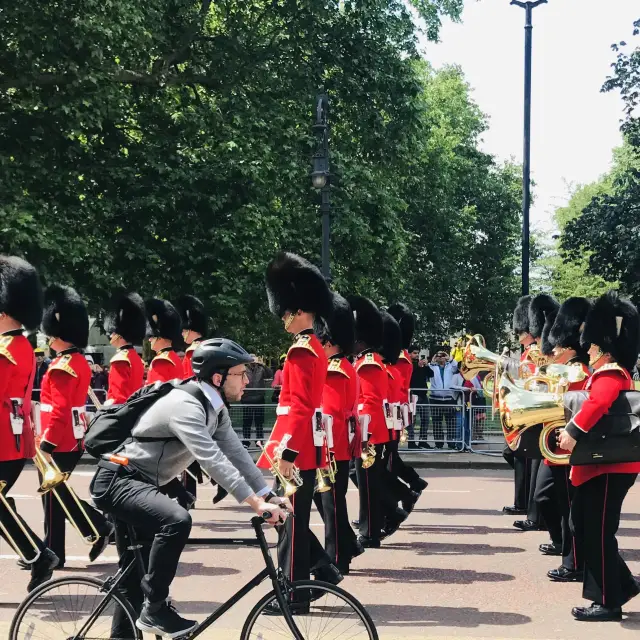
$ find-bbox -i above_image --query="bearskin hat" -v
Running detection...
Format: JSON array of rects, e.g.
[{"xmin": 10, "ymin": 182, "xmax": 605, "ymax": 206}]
[
  {"xmin": 512, "ymin": 295, "xmax": 532, "ymax": 335},
  {"xmin": 529, "ymin": 293, "xmax": 560, "ymax": 341},
  {"xmin": 265, "ymin": 252, "xmax": 333, "ymax": 321},
  {"xmin": 104, "ymin": 292, "xmax": 146, "ymax": 346},
  {"xmin": 314, "ymin": 293, "xmax": 355, "ymax": 355},
  {"xmin": 387, "ymin": 302, "xmax": 414, "ymax": 350},
  {"xmin": 540, "ymin": 308, "xmax": 559, "ymax": 356},
  {"xmin": 581, "ymin": 290, "xmax": 640, "ymax": 371},
  {"xmin": 42, "ymin": 285, "xmax": 89, "ymax": 348},
  {"xmin": 348, "ymin": 295, "xmax": 384, "ymax": 351},
  {"xmin": 145, "ymin": 298, "xmax": 182, "ymax": 343},
  {"xmin": 548, "ymin": 297, "xmax": 591, "ymax": 358},
  {"xmin": 176, "ymin": 295, "xmax": 208, "ymax": 337},
  {"xmin": 0, "ymin": 255, "xmax": 43, "ymax": 331},
  {"xmin": 381, "ymin": 311, "xmax": 402, "ymax": 365}
]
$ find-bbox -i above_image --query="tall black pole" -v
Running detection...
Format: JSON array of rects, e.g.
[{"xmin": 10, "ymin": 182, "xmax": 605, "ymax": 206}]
[
  {"xmin": 312, "ymin": 94, "xmax": 331, "ymax": 281},
  {"xmin": 512, "ymin": 0, "xmax": 546, "ymax": 296}
]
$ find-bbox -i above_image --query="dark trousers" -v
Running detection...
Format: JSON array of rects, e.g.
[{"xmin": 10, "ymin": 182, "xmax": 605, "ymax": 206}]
[
  {"xmin": 550, "ymin": 465, "xmax": 581, "ymax": 571},
  {"xmin": 90, "ymin": 466, "xmax": 191, "ymax": 604},
  {"xmin": 276, "ymin": 469, "xmax": 331, "ymax": 588},
  {"xmin": 430, "ymin": 398, "xmax": 457, "ymax": 447},
  {"xmin": 534, "ymin": 463, "xmax": 562, "ymax": 545},
  {"xmin": 383, "ymin": 440, "xmax": 416, "ymax": 502},
  {"xmin": 242, "ymin": 405, "xmax": 265, "ymax": 441},
  {"xmin": 41, "ymin": 450, "xmax": 109, "ymax": 564},
  {"xmin": 503, "ymin": 448, "xmax": 536, "ymax": 513},
  {"xmin": 0, "ymin": 459, "xmax": 44, "ymax": 561},
  {"xmin": 526, "ymin": 458, "xmax": 542, "ymax": 524},
  {"xmin": 571, "ymin": 473, "xmax": 638, "ymax": 608},
  {"xmin": 415, "ymin": 397, "xmax": 429, "ymax": 441},
  {"xmin": 313, "ymin": 461, "xmax": 355, "ymax": 571}
]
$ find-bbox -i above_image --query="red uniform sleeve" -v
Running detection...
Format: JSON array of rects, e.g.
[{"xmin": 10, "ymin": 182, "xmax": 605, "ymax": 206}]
[
  {"xmin": 282, "ymin": 348, "xmax": 316, "ymax": 454},
  {"xmin": 41, "ymin": 370, "xmax": 76, "ymax": 450},
  {"xmin": 107, "ymin": 361, "xmax": 132, "ymax": 404},
  {"xmin": 147, "ymin": 359, "xmax": 177, "ymax": 384},
  {"xmin": 566, "ymin": 372, "xmax": 627, "ymax": 438},
  {"xmin": 0, "ymin": 356, "xmax": 12, "ymax": 403},
  {"xmin": 182, "ymin": 355, "xmax": 193, "ymax": 379}
]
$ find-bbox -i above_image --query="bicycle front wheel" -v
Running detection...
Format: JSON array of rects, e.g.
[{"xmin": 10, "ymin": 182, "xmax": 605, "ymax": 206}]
[
  {"xmin": 241, "ymin": 579, "xmax": 378, "ymax": 640},
  {"xmin": 10, "ymin": 575, "xmax": 141, "ymax": 640}
]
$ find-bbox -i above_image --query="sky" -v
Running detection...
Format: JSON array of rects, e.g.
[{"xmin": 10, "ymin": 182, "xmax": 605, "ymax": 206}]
[{"xmin": 422, "ymin": 0, "xmax": 639, "ymax": 231}]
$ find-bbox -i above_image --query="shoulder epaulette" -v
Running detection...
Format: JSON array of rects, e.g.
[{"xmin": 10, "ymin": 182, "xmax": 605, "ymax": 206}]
[
  {"xmin": 328, "ymin": 358, "xmax": 350, "ymax": 377},
  {"xmin": 594, "ymin": 363, "xmax": 627, "ymax": 377},
  {"xmin": 50, "ymin": 354, "xmax": 77, "ymax": 377},
  {"xmin": 385, "ymin": 365, "xmax": 395, "ymax": 379},
  {"xmin": 110, "ymin": 350, "xmax": 131, "ymax": 366},
  {"xmin": 399, "ymin": 351, "xmax": 411, "ymax": 363},
  {"xmin": 0, "ymin": 336, "xmax": 17, "ymax": 365},
  {"xmin": 186, "ymin": 341, "xmax": 200, "ymax": 354},
  {"xmin": 357, "ymin": 352, "xmax": 383, "ymax": 370},
  {"xmin": 153, "ymin": 350, "xmax": 176, "ymax": 363},
  {"xmin": 288, "ymin": 334, "xmax": 318, "ymax": 357}
]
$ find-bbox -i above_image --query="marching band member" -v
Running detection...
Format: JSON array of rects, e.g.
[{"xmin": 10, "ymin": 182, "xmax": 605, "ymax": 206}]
[
  {"xmin": 558, "ymin": 291, "xmax": 640, "ymax": 621},
  {"xmin": 145, "ymin": 298, "xmax": 183, "ymax": 383},
  {"xmin": 314, "ymin": 292, "xmax": 360, "ymax": 575},
  {"xmin": 387, "ymin": 303, "xmax": 428, "ymax": 494},
  {"xmin": 40, "ymin": 285, "xmax": 113, "ymax": 567},
  {"xmin": 256, "ymin": 253, "xmax": 341, "ymax": 613},
  {"xmin": 540, "ymin": 297, "xmax": 591, "ymax": 583},
  {"xmin": 349, "ymin": 296, "xmax": 404, "ymax": 548},
  {"xmin": 0, "ymin": 256, "xmax": 59, "ymax": 591},
  {"xmin": 104, "ymin": 292, "xmax": 146, "ymax": 405},
  {"xmin": 176, "ymin": 295, "xmax": 209, "ymax": 498}
]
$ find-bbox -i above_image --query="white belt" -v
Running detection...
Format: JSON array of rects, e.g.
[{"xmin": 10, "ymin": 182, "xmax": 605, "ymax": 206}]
[
  {"xmin": 40, "ymin": 404, "xmax": 53, "ymax": 412},
  {"xmin": 357, "ymin": 404, "xmax": 364, "ymax": 411},
  {"xmin": 276, "ymin": 406, "xmax": 290, "ymax": 416}
]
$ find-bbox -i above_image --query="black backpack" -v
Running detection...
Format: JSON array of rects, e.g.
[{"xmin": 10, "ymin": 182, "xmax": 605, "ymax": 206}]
[{"xmin": 84, "ymin": 379, "xmax": 209, "ymax": 459}]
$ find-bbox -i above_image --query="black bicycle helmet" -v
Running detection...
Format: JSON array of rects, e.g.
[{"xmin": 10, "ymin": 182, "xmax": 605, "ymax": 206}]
[{"xmin": 191, "ymin": 338, "xmax": 254, "ymax": 381}]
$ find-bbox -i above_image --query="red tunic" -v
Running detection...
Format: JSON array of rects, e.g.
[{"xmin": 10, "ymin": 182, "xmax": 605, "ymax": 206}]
[
  {"xmin": 181, "ymin": 340, "xmax": 201, "ymax": 379},
  {"xmin": 355, "ymin": 351, "xmax": 389, "ymax": 445},
  {"xmin": 147, "ymin": 348, "xmax": 183, "ymax": 384},
  {"xmin": 257, "ymin": 332, "xmax": 328, "ymax": 471},
  {"xmin": 322, "ymin": 356, "xmax": 354, "ymax": 461},
  {"xmin": 40, "ymin": 350, "xmax": 91, "ymax": 453},
  {"xmin": 395, "ymin": 350, "xmax": 413, "ymax": 402},
  {"xmin": 0, "ymin": 332, "xmax": 36, "ymax": 461},
  {"xmin": 569, "ymin": 365, "xmax": 640, "ymax": 486},
  {"xmin": 106, "ymin": 346, "xmax": 144, "ymax": 404}
]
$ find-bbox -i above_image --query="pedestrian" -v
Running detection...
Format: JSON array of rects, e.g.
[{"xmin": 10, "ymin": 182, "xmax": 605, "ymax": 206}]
[
  {"xmin": 410, "ymin": 346, "xmax": 433, "ymax": 449},
  {"xmin": 241, "ymin": 355, "xmax": 272, "ymax": 447},
  {"xmin": 428, "ymin": 351, "xmax": 460, "ymax": 449}
]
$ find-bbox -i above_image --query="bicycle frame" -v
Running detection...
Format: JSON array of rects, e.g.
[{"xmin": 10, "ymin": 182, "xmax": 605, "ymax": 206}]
[{"xmin": 70, "ymin": 516, "xmax": 305, "ymax": 640}]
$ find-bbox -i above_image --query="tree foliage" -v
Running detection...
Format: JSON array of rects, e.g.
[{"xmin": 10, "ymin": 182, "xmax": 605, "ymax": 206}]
[{"xmin": 1, "ymin": 1, "xmax": 521, "ymax": 352}]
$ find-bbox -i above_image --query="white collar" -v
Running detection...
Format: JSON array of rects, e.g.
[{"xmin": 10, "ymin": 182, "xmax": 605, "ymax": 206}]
[{"xmin": 198, "ymin": 381, "xmax": 225, "ymax": 414}]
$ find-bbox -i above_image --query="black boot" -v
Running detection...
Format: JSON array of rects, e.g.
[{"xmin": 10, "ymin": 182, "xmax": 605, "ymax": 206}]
[
  {"xmin": 502, "ymin": 505, "xmax": 527, "ymax": 515},
  {"xmin": 571, "ymin": 603, "xmax": 622, "ymax": 621},
  {"xmin": 548, "ymin": 566, "xmax": 584, "ymax": 582},
  {"xmin": 136, "ymin": 601, "xmax": 198, "ymax": 638},
  {"xmin": 410, "ymin": 478, "xmax": 428, "ymax": 492},
  {"xmin": 539, "ymin": 542, "xmax": 562, "ymax": 556},
  {"xmin": 313, "ymin": 563, "xmax": 344, "ymax": 586},
  {"xmin": 513, "ymin": 519, "xmax": 545, "ymax": 531},
  {"xmin": 27, "ymin": 548, "xmax": 59, "ymax": 592}
]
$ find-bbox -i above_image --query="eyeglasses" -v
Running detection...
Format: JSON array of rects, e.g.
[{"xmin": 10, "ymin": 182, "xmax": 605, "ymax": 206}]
[{"xmin": 227, "ymin": 371, "xmax": 249, "ymax": 381}]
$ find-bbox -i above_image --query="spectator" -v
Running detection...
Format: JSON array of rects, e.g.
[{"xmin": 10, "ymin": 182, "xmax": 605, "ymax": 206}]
[
  {"xmin": 410, "ymin": 345, "xmax": 433, "ymax": 449},
  {"xmin": 633, "ymin": 354, "xmax": 640, "ymax": 389},
  {"xmin": 241, "ymin": 355, "xmax": 272, "ymax": 447},
  {"xmin": 89, "ymin": 363, "xmax": 109, "ymax": 407},
  {"xmin": 33, "ymin": 348, "xmax": 51, "ymax": 400},
  {"xmin": 271, "ymin": 353, "xmax": 286, "ymax": 404},
  {"xmin": 428, "ymin": 351, "xmax": 460, "ymax": 450}
]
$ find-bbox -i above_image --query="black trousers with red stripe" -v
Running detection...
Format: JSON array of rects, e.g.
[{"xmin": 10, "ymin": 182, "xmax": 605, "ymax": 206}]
[
  {"xmin": 313, "ymin": 460, "xmax": 355, "ymax": 572},
  {"xmin": 534, "ymin": 463, "xmax": 562, "ymax": 545},
  {"xmin": 571, "ymin": 473, "xmax": 638, "ymax": 608},
  {"xmin": 40, "ymin": 450, "xmax": 109, "ymax": 564},
  {"xmin": 275, "ymin": 469, "xmax": 331, "ymax": 587},
  {"xmin": 549, "ymin": 465, "xmax": 581, "ymax": 571}
]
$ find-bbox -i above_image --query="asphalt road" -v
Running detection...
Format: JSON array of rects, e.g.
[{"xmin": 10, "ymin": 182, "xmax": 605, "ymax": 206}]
[{"xmin": 0, "ymin": 466, "xmax": 638, "ymax": 639}]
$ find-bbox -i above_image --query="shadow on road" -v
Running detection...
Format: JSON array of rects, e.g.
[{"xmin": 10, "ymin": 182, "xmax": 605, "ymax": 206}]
[
  {"xmin": 351, "ymin": 566, "xmax": 515, "ymax": 584},
  {"xmin": 620, "ymin": 549, "xmax": 640, "ymax": 562},
  {"xmin": 621, "ymin": 512, "xmax": 640, "ymax": 521},
  {"xmin": 622, "ymin": 611, "xmax": 640, "ymax": 629},
  {"xmin": 367, "ymin": 603, "xmax": 531, "ymax": 627},
  {"xmin": 416, "ymin": 507, "xmax": 512, "ymax": 517},
  {"xmin": 383, "ymin": 541, "xmax": 525, "ymax": 556},
  {"xmin": 402, "ymin": 524, "xmax": 524, "ymax": 536}
]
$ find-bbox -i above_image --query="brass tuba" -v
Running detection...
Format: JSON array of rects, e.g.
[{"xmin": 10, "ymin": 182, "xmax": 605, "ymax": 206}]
[
  {"xmin": 361, "ymin": 443, "xmax": 376, "ymax": 469},
  {"xmin": 460, "ymin": 335, "xmax": 501, "ymax": 381}
]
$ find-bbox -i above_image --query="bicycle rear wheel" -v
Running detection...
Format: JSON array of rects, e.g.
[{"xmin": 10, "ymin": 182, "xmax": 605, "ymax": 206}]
[
  {"xmin": 241, "ymin": 579, "xmax": 378, "ymax": 640},
  {"xmin": 10, "ymin": 575, "xmax": 141, "ymax": 640}
]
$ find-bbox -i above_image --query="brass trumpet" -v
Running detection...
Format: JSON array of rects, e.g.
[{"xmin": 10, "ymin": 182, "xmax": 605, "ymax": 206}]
[
  {"xmin": 33, "ymin": 451, "xmax": 101, "ymax": 544},
  {"xmin": 0, "ymin": 481, "xmax": 41, "ymax": 563},
  {"xmin": 361, "ymin": 443, "xmax": 376, "ymax": 469},
  {"xmin": 256, "ymin": 441, "xmax": 302, "ymax": 496}
]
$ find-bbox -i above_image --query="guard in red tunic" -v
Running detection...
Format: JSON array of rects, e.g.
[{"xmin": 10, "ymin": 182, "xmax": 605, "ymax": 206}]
[
  {"xmin": 176, "ymin": 295, "xmax": 209, "ymax": 498},
  {"xmin": 176, "ymin": 295, "xmax": 208, "ymax": 379},
  {"xmin": 104, "ymin": 292, "xmax": 146, "ymax": 406},
  {"xmin": 313, "ymin": 292, "xmax": 360, "ymax": 574},
  {"xmin": 558, "ymin": 291, "xmax": 640, "ymax": 621},
  {"xmin": 256, "ymin": 253, "xmax": 340, "ymax": 612},
  {"xmin": 349, "ymin": 296, "xmax": 403, "ymax": 548},
  {"xmin": 0, "ymin": 256, "xmax": 60, "ymax": 591},
  {"xmin": 536, "ymin": 297, "xmax": 591, "ymax": 583},
  {"xmin": 145, "ymin": 298, "xmax": 183, "ymax": 384},
  {"xmin": 40, "ymin": 285, "xmax": 113, "ymax": 567}
]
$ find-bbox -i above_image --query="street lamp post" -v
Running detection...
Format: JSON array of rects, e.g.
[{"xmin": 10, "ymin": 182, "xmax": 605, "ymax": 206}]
[
  {"xmin": 511, "ymin": 0, "xmax": 546, "ymax": 296},
  {"xmin": 311, "ymin": 94, "xmax": 331, "ymax": 281}
]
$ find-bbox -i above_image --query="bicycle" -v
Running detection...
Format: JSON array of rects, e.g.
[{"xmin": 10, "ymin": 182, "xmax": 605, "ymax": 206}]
[{"xmin": 10, "ymin": 513, "xmax": 378, "ymax": 640}]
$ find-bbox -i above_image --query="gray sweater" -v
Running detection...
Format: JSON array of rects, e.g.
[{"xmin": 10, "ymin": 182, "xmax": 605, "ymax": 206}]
[{"xmin": 118, "ymin": 384, "xmax": 268, "ymax": 503}]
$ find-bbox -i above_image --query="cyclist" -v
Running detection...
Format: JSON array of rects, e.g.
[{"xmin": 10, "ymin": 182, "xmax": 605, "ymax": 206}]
[{"xmin": 90, "ymin": 338, "xmax": 289, "ymax": 639}]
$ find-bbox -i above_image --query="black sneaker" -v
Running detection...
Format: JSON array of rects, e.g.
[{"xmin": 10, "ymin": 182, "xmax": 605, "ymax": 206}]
[
  {"xmin": 136, "ymin": 601, "xmax": 197, "ymax": 638},
  {"xmin": 27, "ymin": 548, "xmax": 59, "ymax": 592},
  {"xmin": 89, "ymin": 521, "xmax": 116, "ymax": 563}
]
